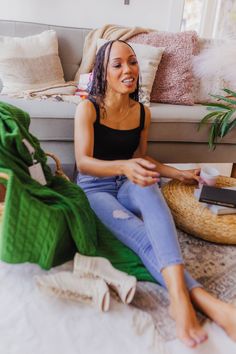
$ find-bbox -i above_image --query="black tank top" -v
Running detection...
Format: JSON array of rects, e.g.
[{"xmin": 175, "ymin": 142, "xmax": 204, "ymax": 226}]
[{"xmin": 88, "ymin": 98, "xmax": 145, "ymax": 160}]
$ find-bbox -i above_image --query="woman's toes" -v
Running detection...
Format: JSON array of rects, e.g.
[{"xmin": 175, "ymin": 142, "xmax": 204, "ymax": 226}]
[
  {"xmin": 191, "ymin": 329, "xmax": 208, "ymax": 344},
  {"xmin": 199, "ymin": 333, "xmax": 208, "ymax": 344},
  {"xmin": 169, "ymin": 291, "xmax": 209, "ymax": 347},
  {"xmin": 180, "ymin": 335, "xmax": 196, "ymax": 348}
]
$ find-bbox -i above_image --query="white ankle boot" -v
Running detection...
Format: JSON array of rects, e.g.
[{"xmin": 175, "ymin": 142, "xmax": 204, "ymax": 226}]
[
  {"xmin": 35, "ymin": 271, "xmax": 110, "ymax": 312},
  {"xmin": 73, "ymin": 253, "xmax": 137, "ymax": 304}
]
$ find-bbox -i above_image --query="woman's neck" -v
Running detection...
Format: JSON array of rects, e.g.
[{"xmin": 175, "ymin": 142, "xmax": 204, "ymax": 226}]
[{"xmin": 104, "ymin": 92, "xmax": 131, "ymax": 112}]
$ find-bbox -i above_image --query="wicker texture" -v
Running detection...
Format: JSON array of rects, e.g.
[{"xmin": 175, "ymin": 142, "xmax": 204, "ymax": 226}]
[{"xmin": 162, "ymin": 176, "xmax": 236, "ymax": 244}]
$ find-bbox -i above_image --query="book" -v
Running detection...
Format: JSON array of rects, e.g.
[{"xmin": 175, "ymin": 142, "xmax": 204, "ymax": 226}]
[
  {"xmin": 194, "ymin": 186, "xmax": 236, "ymax": 215},
  {"xmin": 199, "ymin": 185, "xmax": 236, "ymax": 208}
]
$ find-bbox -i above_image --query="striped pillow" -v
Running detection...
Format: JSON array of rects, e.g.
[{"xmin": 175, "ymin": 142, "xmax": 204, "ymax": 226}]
[{"xmin": 0, "ymin": 30, "xmax": 65, "ymax": 94}]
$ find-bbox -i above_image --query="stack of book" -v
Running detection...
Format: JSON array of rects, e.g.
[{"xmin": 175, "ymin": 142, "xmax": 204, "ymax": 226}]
[{"xmin": 194, "ymin": 185, "xmax": 236, "ymax": 215}]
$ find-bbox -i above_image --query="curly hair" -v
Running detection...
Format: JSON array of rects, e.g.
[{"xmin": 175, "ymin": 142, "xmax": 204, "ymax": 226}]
[{"xmin": 88, "ymin": 40, "xmax": 140, "ymax": 114}]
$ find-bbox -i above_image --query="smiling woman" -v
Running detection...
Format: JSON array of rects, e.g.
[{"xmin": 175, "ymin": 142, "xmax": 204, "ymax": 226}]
[
  {"xmin": 96, "ymin": 37, "xmax": 165, "ymax": 106},
  {"xmin": 74, "ymin": 39, "xmax": 236, "ymax": 348}
]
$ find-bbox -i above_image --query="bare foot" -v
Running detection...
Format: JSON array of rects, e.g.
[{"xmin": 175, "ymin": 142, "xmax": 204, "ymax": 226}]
[
  {"xmin": 214, "ymin": 302, "xmax": 236, "ymax": 341},
  {"xmin": 169, "ymin": 290, "xmax": 208, "ymax": 348},
  {"xmin": 190, "ymin": 287, "xmax": 236, "ymax": 342}
]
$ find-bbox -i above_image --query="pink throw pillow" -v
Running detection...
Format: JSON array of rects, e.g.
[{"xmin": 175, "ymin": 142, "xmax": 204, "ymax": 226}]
[{"xmin": 129, "ymin": 31, "xmax": 199, "ymax": 105}]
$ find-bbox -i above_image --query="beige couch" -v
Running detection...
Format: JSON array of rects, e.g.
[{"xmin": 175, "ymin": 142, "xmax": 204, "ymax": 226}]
[{"xmin": 0, "ymin": 20, "xmax": 235, "ymax": 177}]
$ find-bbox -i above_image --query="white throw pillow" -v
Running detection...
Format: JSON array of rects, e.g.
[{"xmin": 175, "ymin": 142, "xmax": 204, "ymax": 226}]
[
  {"xmin": 0, "ymin": 30, "xmax": 65, "ymax": 94},
  {"xmin": 97, "ymin": 38, "xmax": 165, "ymax": 106}
]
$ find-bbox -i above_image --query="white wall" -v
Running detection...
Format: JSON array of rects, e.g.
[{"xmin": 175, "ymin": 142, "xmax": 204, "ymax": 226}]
[{"xmin": 0, "ymin": 0, "xmax": 184, "ymax": 32}]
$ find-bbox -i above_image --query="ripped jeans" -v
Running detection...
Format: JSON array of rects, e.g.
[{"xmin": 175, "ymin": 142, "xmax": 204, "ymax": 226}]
[{"xmin": 77, "ymin": 173, "xmax": 201, "ymax": 291}]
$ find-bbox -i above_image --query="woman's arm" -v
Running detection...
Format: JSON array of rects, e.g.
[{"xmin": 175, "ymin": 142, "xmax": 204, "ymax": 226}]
[
  {"xmin": 133, "ymin": 106, "xmax": 200, "ymax": 184},
  {"xmin": 74, "ymin": 100, "xmax": 124, "ymax": 176},
  {"xmin": 74, "ymin": 100, "xmax": 159, "ymax": 184}
]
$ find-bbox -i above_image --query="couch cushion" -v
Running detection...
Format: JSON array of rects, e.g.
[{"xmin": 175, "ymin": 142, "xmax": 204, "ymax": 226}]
[
  {"xmin": 0, "ymin": 95, "xmax": 76, "ymax": 139},
  {"xmin": 2, "ymin": 95, "xmax": 236, "ymax": 145},
  {"xmin": 150, "ymin": 102, "xmax": 208, "ymax": 122},
  {"xmin": 1, "ymin": 95, "xmax": 208, "ymax": 121},
  {"xmin": 149, "ymin": 102, "xmax": 236, "ymax": 144},
  {"xmin": 1, "ymin": 95, "xmax": 236, "ymax": 166}
]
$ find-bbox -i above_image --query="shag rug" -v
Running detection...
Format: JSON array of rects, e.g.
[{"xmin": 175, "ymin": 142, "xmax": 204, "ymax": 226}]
[{"xmin": 131, "ymin": 229, "xmax": 236, "ymax": 341}]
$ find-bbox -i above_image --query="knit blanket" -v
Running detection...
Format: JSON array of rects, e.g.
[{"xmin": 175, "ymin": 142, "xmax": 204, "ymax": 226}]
[{"xmin": 0, "ymin": 101, "xmax": 154, "ymax": 282}]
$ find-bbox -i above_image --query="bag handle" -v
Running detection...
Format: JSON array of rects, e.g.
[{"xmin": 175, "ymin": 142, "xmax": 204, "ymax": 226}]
[
  {"xmin": 0, "ymin": 153, "xmax": 70, "ymax": 183},
  {"xmin": 45, "ymin": 152, "xmax": 70, "ymax": 181}
]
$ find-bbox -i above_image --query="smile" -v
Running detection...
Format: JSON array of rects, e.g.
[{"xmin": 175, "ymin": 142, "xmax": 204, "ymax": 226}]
[{"xmin": 122, "ymin": 78, "xmax": 134, "ymax": 84}]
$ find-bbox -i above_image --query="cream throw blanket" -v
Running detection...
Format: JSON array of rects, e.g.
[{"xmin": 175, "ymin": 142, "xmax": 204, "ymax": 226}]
[
  {"xmin": 3, "ymin": 81, "xmax": 82, "ymax": 105},
  {"xmin": 74, "ymin": 24, "xmax": 153, "ymax": 81}
]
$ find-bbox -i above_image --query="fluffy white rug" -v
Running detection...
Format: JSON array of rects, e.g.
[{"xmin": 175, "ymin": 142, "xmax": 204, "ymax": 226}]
[
  {"xmin": 1, "ymin": 195, "xmax": 236, "ymax": 354},
  {"xmin": 193, "ymin": 40, "xmax": 236, "ymax": 83}
]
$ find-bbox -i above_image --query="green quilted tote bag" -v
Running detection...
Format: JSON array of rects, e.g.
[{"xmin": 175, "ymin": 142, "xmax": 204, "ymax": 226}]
[{"xmin": 0, "ymin": 168, "xmax": 76, "ymax": 269}]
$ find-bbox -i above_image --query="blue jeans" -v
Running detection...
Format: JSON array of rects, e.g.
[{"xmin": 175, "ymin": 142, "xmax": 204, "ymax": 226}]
[{"xmin": 77, "ymin": 173, "xmax": 201, "ymax": 291}]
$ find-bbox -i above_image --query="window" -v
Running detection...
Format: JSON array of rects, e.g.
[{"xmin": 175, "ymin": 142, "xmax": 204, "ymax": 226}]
[
  {"xmin": 181, "ymin": 0, "xmax": 204, "ymax": 32},
  {"xmin": 215, "ymin": 0, "xmax": 236, "ymax": 38},
  {"xmin": 181, "ymin": 0, "xmax": 236, "ymax": 38}
]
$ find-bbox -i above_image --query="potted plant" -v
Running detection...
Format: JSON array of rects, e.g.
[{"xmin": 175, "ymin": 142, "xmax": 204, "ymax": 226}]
[{"xmin": 199, "ymin": 88, "xmax": 236, "ymax": 149}]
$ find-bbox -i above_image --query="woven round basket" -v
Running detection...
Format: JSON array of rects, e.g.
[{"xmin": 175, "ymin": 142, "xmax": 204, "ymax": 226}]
[{"xmin": 162, "ymin": 176, "xmax": 236, "ymax": 244}]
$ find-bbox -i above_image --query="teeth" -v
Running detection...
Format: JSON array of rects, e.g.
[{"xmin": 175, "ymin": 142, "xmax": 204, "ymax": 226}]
[{"xmin": 123, "ymin": 78, "xmax": 133, "ymax": 83}]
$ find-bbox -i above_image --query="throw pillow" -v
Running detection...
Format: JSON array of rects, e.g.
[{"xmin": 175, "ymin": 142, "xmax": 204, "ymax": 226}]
[
  {"xmin": 97, "ymin": 38, "xmax": 165, "ymax": 106},
  {"xmin": 129, "ymin": 31, "xmax": 199, "ymax": 105},
  {"xmin": 0, "ymin": 30, "xmax": 65, "ymax": 94},
  {"xmin": 192, "ymin": 38, "xmax": 236, "ymax": 103}
]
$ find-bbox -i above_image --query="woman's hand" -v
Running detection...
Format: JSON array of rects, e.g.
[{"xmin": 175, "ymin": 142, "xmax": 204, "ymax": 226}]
[
  {"xmin": 123, "ymin": 158, "xmax": 160, "ymax": 187},
  {"xmin": 176, "ymin": 168, "xmax": 201, "ymax": 185}
]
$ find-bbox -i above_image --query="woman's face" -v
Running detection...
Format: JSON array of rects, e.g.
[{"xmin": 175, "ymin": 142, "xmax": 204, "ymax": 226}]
[{"xmin": 106, "ymin": 41, "xmax": 139, "ymax": 95}]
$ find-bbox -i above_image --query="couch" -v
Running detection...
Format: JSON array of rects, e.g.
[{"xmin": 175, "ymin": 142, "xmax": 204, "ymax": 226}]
[{"xmin": 0, "ymin": 20, "xmax": 235, "ymax": 178}]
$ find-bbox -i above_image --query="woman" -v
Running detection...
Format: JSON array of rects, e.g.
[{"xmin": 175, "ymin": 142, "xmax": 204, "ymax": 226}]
[{"xmin": 74, "ymin": 40, "xmax": 236, "ymax": 348}]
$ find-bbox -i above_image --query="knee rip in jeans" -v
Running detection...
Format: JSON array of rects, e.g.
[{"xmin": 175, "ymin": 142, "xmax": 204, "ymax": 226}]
[{"xmin": 112, "ymin": 210, "xmax": 131, "ymax": 219}]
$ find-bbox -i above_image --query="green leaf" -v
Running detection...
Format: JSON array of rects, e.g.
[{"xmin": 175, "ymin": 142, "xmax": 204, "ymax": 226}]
[
  {"xmin": 222, "ymin": 88, "xmax": 236, "ymax": 98},
  {"xmin": 209, "ymin": 123, "xmax": 218, "ymax": 150},
  {"xmin": 210, "ymin": 94, "xmax": 236, "ymax": 106},
  {"xmin": 224, "ymin": 117, "xmax": 236, "ymax": 135},
  {"xmin": 218, "ymin": 112, "xmax": 227, "ymax": 136},
  {"xmin": 198, "ymin": 111, "xmax": 223, "ymax": 131},
  {"xmin": 198, "ymin": 88, "xmax": 236, "ymax": 149},
  {"xmin": 219, "ymin": 110, "xmax": 235, "ymax": 137},
  {"xmin": 216, "ymin": 117, "xmax": 223, "ymax": 137},
  {"xmin": 204, "ymin": 102, "xmax": 230, "ymax": 110}
]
